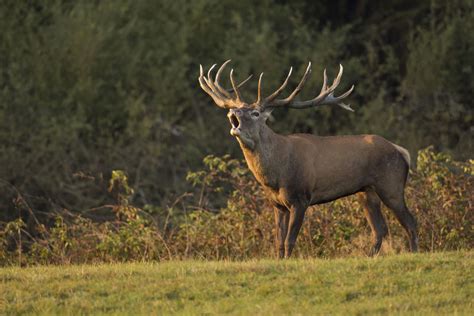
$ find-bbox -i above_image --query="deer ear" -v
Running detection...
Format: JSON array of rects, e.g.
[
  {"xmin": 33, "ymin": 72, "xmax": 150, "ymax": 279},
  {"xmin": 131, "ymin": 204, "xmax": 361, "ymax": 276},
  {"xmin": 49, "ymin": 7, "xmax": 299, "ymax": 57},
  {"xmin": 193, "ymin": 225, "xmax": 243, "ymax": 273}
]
[{"xmin": 262, "ymin": 108, "xmax": 274, "ymax": 122}]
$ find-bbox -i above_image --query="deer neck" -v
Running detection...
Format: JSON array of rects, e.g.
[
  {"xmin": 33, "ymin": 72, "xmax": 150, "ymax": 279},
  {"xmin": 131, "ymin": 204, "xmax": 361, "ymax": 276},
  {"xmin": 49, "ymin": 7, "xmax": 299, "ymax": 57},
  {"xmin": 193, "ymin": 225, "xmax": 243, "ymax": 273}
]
[{"xmin": 238, "ymin": 125, "xmax": 283, "ymax": 189}]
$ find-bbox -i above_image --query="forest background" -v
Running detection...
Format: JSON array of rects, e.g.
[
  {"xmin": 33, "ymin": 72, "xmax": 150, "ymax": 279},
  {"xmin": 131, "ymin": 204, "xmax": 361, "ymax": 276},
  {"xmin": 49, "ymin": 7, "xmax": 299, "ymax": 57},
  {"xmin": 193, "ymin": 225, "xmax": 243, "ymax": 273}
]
[{"xmin": 0, "ymin": 0, "xmax": 472, "ymax": 263}]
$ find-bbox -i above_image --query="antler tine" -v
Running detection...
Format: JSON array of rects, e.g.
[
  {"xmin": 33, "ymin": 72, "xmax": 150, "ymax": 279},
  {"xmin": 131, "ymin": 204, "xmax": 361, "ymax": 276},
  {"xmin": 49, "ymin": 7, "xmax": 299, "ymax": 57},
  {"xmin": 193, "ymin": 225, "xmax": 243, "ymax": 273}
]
[
  {"xmin": 309, "ymin": 64, "xmax": 352, "ymax": 109},
  {"xmin": 229, "ymin": 69, "xmax": 243, "ymax": 102},
  {"xmin": 230, "ymin": 74, "xmax": 253, "ymax": 92},
  {"xmin": 322, "ymin": 84, "xmax": 356, "ymax": 111},
  {"xmin": 256, "ymin": 72, "xmax": 264, "ymax": 104},
  {"xmin": 214, "ymin": 60, "xmax": 232, "ymax": 97},
  {"xmin": 327, "ymin": 64, "xmax": 343, "ymax": 93},
  {"xmin": 214, "ymin": 60, "xmax": 253, "ymax": 94},
  {"xmin": 205, "ymin": 64, "xmax": 226, "ymax": 97},
  {"xmin": 308, "ymin": 68, "xmax": 334, "ymax": 104},
  {"xmin": 263, "ymin": 67, "xmax": 293, "ymax": 104},
  {"xmin": 336, "ymin": 84, "xmax": 355, "ymax": 100},
  {"xmin": 198, "ymin": 65, "xmax": 228, "ymax": 108},
  {"xmin": 207, "ymin": 64, "xmax": 217, "ymax": 80},
  {"xmin": 200, "ymin": 65, "xmax": 216, "ymax": 96},
  {"xmin": 270, "ymin": 62, "xmax": 312, "ymax": 107},
  {"xmin": 320, "ymin": 68, "xmax": 328, "ymax": 94},
  {"xmin": 215, "ymin": 60, "xmax": 230, "ymax": 83}
]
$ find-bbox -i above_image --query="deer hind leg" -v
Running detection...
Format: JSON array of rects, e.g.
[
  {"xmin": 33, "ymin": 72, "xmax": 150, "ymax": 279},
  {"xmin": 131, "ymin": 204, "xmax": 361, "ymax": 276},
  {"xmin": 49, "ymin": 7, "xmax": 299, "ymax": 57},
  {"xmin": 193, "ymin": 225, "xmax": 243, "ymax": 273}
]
[
  {"xmin": 273, "ymin": 204, "xmax": 289, "ymax": 259},
  {"xmin": 376, "ymin": 187, "xmax": 418, "ymax": 252},
  {"xmin": 361, "ymin": 190, "xmax": 388, "ymax": 256}
]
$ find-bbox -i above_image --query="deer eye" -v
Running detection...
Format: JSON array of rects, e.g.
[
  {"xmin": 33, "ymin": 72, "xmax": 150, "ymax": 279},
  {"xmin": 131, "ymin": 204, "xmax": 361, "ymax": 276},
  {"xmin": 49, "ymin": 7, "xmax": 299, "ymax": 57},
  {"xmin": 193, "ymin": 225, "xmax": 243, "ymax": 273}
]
[{"xmin": 251, "ymin": 111, "xmax": 260, "ymax": 118}]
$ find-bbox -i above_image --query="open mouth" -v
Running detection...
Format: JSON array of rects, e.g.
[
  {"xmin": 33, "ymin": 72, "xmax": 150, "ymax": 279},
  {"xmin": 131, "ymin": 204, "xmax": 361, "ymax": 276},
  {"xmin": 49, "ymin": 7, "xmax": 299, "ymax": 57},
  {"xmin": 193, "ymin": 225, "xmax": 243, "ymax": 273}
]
[{"xmin": 229, "ymin": 113, "xmax": 240, "ymax": 128}]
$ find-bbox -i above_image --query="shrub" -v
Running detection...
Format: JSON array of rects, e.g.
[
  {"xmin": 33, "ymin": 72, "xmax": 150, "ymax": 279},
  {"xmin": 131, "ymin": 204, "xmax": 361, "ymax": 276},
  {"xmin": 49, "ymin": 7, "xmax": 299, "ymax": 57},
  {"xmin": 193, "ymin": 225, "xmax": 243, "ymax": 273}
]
[{"xmin": 0, "ymin": 147, "xmax": 472, "ymax": 265}]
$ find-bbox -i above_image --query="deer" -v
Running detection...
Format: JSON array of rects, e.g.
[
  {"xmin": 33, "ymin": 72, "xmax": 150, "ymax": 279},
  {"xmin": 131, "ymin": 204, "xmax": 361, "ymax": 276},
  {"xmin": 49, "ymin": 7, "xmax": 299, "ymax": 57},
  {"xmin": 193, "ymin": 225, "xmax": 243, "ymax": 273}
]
[{"xmin": 198, "ymin": 60, "xmax": 418, "ymax": 258}]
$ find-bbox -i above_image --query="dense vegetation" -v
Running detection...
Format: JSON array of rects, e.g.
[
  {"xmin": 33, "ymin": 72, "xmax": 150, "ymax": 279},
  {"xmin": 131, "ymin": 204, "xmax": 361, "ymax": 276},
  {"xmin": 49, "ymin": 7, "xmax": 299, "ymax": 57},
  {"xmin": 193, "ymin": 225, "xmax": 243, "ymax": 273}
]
[
  {"xmin": 0, "ymin": 1, "xmax": 472, "ymax": 263},
  {"xmin": 2, "ymin": 252, "xmax": 473, "ymax": 314},
  {"xmin": 1, "ymin": 147, "xmax": 472, "ymax": 264}
]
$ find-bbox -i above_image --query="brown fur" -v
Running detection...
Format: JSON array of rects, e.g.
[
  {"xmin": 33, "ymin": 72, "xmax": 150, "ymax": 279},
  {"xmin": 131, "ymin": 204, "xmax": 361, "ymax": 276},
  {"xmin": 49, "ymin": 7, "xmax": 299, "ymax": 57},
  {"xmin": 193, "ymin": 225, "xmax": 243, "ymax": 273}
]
[
  {"xmin": 198, "ymin": 61, "xmax": 418, "ymax": 258},
  {"xmin": 229, "ymin": 107, "xmax": 418, "ymax": 258}
]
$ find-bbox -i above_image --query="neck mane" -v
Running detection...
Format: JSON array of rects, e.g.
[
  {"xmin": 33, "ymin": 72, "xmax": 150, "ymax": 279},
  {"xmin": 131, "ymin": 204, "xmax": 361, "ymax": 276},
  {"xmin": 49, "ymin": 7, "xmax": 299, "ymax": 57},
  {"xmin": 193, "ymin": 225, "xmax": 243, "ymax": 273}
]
[{"xmin": 238, "ymin": 125, "xmax": 283, "ymax": 189}]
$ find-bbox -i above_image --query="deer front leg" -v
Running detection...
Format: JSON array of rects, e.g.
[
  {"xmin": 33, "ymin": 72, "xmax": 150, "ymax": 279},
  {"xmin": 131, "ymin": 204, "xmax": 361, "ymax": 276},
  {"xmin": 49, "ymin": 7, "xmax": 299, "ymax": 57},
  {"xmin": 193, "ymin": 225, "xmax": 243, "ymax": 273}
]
[
  {"xmin": 284, "ymin": 205, "xmax": 307, "ymax": 258},
  {"xmin": 274, "ymin": 205, "xmax": 289, "ymax": 259}
]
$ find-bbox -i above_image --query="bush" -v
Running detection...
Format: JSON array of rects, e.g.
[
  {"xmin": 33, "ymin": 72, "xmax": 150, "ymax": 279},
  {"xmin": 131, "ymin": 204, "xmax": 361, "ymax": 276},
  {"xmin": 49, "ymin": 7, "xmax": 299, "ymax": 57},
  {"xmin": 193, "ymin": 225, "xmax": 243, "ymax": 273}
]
[{"xmin": 0, "ymin": 147, "xmax": 472, "ymax": 265}]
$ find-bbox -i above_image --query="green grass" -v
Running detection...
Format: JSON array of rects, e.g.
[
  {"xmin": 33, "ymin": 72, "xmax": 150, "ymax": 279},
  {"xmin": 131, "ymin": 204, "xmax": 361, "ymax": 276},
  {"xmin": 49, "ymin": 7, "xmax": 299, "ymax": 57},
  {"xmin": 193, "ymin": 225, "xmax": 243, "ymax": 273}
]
[{"xmin": 1, "ymin": 252, "xmax": 472, "ymax": 315}]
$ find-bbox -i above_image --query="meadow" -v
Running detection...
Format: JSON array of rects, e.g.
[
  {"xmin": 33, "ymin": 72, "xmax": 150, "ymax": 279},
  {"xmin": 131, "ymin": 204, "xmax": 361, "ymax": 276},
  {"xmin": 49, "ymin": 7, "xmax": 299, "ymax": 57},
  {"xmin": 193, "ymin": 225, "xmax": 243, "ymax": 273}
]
[{"xmin": 2, "ymin": 251, "xmax": 472, "ymax": 315}]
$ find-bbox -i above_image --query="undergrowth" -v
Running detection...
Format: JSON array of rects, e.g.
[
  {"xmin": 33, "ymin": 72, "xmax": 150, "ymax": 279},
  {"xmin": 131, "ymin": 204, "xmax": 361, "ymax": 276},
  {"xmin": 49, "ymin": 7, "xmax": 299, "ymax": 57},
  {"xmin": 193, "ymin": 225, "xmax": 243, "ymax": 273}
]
[{"xmin": 0, "ymin": 147, "xmax": 472, "ymax": 265}]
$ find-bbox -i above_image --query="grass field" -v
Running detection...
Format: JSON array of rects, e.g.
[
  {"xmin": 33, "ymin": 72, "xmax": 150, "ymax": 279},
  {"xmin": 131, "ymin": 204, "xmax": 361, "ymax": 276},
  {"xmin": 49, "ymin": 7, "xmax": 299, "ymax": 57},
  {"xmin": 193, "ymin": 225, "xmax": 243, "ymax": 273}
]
[{"xmin": 1, "ymin": 251, "xmax": 472, "ymax": 315}]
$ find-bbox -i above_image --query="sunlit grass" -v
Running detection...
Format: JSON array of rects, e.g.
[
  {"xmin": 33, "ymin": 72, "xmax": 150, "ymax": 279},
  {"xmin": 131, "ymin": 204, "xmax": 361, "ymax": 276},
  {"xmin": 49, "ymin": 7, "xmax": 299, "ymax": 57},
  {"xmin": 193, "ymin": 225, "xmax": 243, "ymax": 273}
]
[{"xmin": 1, "ymin": 251, "xmax": 472, "ymax": 315}]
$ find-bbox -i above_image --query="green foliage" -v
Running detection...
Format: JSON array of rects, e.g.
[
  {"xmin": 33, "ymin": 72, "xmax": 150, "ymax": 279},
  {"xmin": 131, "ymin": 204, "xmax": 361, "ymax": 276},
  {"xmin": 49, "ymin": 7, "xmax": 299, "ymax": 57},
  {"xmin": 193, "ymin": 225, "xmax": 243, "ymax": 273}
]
[
  {"xmin": 185, "ymin": 155, "xmax": 260, "ymax": 210},
  {"xmin": 1, "ymin": 170, "xmax": 169, "ymax": 265},
  {"xmin": 410, "ymin": 147, "xmax": 473, "ymax": 250},
  {"xmin": 0, "ymin": 148, "xmax": 471, "ymax": 265},
  {"xmin": 399, "ymin": 0, "xmax": 474, "ymax": 155}
]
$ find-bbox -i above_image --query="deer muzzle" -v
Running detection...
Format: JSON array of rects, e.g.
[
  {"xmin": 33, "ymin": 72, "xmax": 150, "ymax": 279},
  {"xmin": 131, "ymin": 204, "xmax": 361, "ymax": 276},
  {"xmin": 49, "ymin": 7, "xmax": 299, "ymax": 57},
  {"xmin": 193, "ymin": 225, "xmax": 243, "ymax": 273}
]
[{"xmin": 228, "ymin": 110, "xmax": 242, "ymax": 136}]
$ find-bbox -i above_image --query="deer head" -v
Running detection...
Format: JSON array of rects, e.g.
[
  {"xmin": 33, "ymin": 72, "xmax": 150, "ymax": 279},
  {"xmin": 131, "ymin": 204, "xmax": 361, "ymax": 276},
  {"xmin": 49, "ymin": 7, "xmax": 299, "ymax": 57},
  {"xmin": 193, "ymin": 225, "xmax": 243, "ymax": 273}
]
[{"xmin": 198, "ymin": 60, "xmax": 355, "ymax": 149}]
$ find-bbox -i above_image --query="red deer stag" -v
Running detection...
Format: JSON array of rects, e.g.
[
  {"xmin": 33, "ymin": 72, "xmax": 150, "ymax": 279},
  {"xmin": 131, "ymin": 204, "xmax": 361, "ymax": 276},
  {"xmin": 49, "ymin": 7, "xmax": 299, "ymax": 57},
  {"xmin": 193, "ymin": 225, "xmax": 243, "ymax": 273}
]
[{"xmin": 198, "ymin": 60, "xmax": 418, "ymax": 258}]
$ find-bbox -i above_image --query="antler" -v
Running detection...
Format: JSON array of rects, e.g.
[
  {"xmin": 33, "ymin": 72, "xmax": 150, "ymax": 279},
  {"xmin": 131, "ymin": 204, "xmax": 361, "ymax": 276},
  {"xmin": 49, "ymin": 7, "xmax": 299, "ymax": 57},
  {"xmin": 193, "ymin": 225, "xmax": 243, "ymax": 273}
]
[
  {"xmin": 259, "ymin": 63, "xmax": 355, "ymax": 112},
  {"xmin": 198, "ymin": 60, "xmax": 252, "ymax": 109},
  {"xmin": 198, "ymin": 61, "xmax": 355, "ymax": 111}
]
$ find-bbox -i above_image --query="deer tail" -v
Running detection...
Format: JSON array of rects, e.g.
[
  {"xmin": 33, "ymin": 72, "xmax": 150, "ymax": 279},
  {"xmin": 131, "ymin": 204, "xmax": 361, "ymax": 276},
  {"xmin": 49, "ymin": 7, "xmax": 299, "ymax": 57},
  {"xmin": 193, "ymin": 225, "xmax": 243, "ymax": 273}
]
[{"xmin": 391, "ymin": 143, "xmax": 411, "ymax": 168}]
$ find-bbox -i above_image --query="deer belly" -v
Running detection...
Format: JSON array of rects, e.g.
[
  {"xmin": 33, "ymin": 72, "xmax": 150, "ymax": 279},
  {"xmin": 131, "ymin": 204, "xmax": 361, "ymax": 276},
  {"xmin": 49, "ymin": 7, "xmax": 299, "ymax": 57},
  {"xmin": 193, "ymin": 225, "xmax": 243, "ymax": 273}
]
[{"xmin": 310, "ymin": 179, "xmax": 366, "ymax": 205}]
